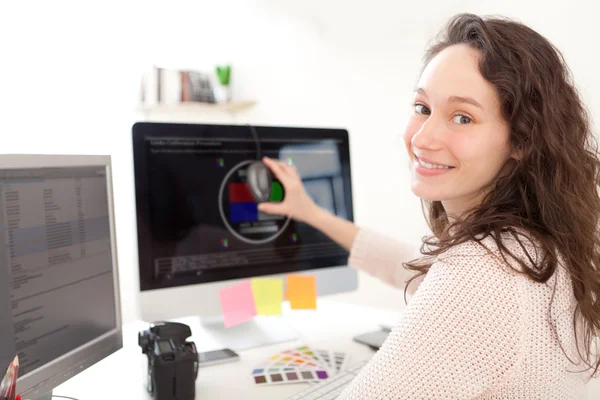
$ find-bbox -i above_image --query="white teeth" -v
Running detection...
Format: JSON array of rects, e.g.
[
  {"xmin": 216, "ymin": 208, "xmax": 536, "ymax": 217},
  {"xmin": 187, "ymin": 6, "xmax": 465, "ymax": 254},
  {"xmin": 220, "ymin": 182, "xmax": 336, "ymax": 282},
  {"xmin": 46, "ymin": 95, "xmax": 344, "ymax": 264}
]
[{"xmin": 417, "ymin": 158, "xmax": 451, "ymax": 169}]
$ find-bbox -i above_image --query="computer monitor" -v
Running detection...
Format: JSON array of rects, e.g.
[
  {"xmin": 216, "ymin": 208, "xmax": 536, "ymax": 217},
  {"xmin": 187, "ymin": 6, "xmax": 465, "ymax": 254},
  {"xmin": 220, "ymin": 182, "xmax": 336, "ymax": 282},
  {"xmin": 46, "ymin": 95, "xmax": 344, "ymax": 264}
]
[
  {"xmin": 132, "ymin": 122, "xmax": 357, "ymax": 349},
  {"xmin": 0, "ymin": 155, "xmax": 122, "ymax": 400}
]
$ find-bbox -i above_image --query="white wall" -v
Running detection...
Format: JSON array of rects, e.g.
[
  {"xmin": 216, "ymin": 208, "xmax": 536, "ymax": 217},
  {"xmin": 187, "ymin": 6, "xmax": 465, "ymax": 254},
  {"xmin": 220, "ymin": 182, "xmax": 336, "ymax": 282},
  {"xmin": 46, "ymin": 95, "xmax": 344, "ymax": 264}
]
[{"xmin": 2, "ymin": 0, "xmax": 599, "ymax": 324}]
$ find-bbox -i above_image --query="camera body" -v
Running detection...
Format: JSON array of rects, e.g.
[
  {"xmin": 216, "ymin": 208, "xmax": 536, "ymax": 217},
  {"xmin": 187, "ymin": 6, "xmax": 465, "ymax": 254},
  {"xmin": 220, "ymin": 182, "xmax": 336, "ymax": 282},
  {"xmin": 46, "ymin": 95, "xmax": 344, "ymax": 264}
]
[{"xmin": 138, "ymin": 321, "xmax": 199, "ymax": 400}]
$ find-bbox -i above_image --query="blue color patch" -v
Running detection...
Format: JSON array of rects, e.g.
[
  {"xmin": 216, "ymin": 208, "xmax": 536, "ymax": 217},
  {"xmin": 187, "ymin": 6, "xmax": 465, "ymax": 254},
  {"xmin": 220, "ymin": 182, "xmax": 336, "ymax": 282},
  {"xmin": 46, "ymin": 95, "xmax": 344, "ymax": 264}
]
[{"xmin": 230, "ymin": 202, "xmax": 258, "ymax": 223}]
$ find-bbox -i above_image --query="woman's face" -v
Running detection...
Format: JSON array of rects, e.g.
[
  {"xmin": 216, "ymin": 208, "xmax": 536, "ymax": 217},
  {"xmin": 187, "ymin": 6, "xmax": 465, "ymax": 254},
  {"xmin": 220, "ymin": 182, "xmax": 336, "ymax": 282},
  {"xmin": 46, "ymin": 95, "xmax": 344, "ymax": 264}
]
[{"xmin": 403, "ymin": 44, "xmax": 516, "ymax": 217}]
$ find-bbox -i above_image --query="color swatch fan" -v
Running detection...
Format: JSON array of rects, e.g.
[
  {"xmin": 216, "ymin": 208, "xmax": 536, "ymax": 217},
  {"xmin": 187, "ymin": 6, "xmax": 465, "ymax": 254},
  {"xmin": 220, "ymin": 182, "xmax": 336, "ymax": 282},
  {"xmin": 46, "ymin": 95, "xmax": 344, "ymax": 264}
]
[{"xmin": 251, "ymin": 345, "xmax": 350, "ymax": 386}]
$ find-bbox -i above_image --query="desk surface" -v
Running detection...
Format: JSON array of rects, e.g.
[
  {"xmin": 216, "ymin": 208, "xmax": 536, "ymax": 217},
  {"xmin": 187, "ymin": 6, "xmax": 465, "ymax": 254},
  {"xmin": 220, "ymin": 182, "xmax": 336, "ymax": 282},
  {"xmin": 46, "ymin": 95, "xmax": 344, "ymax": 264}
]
[
  {"xmin": 53, "ymin": 300, "xmax": 400, "ymax": 400},
  {"xmin": 52, "ymin": 299, "xmax": 600, "ymax": 399}
]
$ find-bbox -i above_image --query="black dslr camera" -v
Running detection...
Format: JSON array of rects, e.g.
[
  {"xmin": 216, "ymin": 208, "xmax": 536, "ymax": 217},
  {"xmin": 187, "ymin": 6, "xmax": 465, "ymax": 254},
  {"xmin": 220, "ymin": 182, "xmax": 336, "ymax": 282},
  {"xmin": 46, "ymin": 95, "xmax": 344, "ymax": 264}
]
[{"xmin": 138, "ymin": 321, "xmax": 199, "ymax": 400}]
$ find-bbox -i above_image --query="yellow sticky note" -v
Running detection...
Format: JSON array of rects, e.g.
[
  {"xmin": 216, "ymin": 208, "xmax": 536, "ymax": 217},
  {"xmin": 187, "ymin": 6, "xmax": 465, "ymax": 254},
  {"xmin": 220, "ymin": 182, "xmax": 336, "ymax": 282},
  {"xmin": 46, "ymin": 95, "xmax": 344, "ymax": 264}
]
[
  {"xmin": 251, "ymin": 278, "xmax": 284, "ymax": 315},
  {"xmin": 286, "ymin": 275, "xmax": 317, "ymax": 310}
]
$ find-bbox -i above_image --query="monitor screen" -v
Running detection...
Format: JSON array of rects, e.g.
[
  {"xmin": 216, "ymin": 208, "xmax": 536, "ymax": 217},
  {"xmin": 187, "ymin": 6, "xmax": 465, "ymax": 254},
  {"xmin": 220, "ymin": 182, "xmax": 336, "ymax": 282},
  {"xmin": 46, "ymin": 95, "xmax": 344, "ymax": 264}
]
[
  {"xmin": 0, "ymin": 164, "xmax": 119, "ymax": 379},
  {"xmin": 132, "ymin": 123, "xmax": 354, "ymax": 291}
]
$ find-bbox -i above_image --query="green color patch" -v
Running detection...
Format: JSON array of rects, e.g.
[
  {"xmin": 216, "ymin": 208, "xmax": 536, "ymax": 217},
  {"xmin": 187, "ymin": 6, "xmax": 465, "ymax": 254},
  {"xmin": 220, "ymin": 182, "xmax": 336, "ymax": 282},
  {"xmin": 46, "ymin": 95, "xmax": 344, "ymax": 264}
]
[{"xmin": 270, "ymin": 182, "xmax": 283, "ymax": 202}]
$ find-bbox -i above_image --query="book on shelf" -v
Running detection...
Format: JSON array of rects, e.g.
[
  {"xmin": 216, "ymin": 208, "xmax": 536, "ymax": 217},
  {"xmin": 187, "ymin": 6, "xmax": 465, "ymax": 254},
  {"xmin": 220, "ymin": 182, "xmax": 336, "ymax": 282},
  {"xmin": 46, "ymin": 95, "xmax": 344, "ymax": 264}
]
[{"xmin": 139, "ymin": 66, "xmax": 217, "ymax": 107}]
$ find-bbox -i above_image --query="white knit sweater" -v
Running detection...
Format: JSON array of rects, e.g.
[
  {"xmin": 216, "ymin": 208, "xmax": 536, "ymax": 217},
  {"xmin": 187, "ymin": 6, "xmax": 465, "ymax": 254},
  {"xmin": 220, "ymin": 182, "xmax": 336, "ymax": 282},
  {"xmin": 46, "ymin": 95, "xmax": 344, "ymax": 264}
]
[{"xmin": 338, "ymin": 228, "xmax": 592, "ymax": 399}]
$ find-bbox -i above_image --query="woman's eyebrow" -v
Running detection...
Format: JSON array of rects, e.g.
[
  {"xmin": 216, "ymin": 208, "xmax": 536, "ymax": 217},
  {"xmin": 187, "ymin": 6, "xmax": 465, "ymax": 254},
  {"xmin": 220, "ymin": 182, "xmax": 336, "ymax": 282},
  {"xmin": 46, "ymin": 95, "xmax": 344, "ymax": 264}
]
[
  {"xmin": 448, "ymin": 95, "xmax": 484, "ymax": 110},
  {"xmin": 415, "ymin": 87, "xmax": 484, "ymax": 110}
]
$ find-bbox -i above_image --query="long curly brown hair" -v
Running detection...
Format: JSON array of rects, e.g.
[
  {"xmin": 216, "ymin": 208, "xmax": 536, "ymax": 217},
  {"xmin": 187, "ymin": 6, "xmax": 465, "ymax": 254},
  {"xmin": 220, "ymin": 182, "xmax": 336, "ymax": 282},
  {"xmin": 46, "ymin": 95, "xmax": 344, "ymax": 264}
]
[{"xmin": 404, "ymin": 13, "xmax": 600, "ymax": 377}]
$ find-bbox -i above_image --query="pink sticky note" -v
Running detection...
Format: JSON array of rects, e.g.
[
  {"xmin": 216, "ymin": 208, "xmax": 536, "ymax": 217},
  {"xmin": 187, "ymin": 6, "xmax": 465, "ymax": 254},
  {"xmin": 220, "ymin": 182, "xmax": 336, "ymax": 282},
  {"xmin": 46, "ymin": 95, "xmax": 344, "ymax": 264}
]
[{"xmin": 218, "ymin": 281, "xmax": 257, "ymax": 328}]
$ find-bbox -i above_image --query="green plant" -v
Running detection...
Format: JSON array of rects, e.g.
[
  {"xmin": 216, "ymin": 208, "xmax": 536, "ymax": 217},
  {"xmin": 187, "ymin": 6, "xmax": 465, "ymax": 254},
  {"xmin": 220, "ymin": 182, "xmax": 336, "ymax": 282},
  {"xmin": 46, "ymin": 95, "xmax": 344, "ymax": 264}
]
[{"xmin": 216, "ymin": 65, "xmax": 231, "ymax": 86}]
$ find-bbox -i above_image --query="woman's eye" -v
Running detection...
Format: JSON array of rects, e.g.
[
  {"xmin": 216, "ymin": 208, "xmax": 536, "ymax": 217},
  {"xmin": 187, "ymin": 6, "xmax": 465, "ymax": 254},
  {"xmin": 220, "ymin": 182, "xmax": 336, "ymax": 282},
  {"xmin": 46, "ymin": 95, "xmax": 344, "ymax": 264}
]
[
  {"xmin": 415, "ymin": 104, "xmax": 430, "ymax": 115},
  {"xmin": 452, "ymin": 114, "xmax": 472, "ymax": 124}
]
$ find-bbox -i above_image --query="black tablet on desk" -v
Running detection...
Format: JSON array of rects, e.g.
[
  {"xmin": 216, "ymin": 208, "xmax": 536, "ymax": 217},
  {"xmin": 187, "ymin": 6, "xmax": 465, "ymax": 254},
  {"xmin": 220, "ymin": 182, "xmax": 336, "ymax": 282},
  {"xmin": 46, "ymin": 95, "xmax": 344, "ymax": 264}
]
[{"xmin": 353, "ymin": 329, "xmax": 390, "ymax": 351}]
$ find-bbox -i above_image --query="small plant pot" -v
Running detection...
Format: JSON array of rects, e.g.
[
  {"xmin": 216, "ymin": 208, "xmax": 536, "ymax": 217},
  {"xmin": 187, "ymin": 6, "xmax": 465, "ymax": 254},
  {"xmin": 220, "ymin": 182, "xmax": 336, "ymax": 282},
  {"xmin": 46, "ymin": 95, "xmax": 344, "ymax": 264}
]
[{"xmin": 214, "ymin": 84, "xmax": 232, "ymax": 104}]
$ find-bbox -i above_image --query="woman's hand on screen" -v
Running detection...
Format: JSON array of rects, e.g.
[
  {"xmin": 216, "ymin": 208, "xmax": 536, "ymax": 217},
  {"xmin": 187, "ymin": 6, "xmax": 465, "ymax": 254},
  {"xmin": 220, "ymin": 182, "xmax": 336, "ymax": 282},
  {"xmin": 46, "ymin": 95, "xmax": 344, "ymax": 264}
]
[{"xmin": 257, "ymin": 157, "xmax": 318, "ymax": 224}]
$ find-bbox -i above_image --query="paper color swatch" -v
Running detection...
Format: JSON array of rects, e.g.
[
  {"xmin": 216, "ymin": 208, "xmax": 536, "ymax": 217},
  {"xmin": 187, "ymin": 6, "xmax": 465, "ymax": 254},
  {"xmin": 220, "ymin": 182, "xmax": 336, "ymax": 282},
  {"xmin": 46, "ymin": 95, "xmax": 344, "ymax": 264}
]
[
  {"xmin": 251, "ymin": 366, "xmax": 329, "ymax": 386},
  {"xmin": 251, "ymin": 278, "xmax": 284, "ymax": 315},
  {"xmin": 252, "ymin": 344, "xmax": 333, "ymax": 386},
  {"xmin": 218, "ymin": 281, "xmax": 257, "ymax": 328},
  {"xmin": 286, "ymin": 275, "xmax": 317, "ymax": 309}
]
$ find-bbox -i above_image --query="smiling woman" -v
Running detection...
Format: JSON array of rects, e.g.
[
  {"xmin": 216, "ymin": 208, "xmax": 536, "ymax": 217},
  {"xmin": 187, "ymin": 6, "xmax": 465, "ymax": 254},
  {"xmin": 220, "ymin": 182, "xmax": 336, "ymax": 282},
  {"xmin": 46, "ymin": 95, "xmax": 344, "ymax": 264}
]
[{"xmin": 258, "ymin": 12, "xmax": 600, "ymax": 399}]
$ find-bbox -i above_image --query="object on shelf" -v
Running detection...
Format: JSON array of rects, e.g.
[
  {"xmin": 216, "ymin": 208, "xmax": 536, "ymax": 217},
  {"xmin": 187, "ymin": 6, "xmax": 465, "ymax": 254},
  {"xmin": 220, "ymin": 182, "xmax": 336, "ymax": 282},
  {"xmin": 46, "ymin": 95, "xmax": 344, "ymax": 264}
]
[
  {"xmin": 183, "ymin": 70, "xmax": 216, "ymax": 103},
  {"xmin": 138, "ymin": 65, "xmax": 251, "ymax": 112},
  {"xmin": 139, "ymin": 66, "xmax": 218, "ymax": 107},
  {"xmin": 214, "ymin": 64, "xmax": 232, "ymax": 104},
  {"xmin": 216, "ymin": 64, "xmax": 231, "ymax": 85}
]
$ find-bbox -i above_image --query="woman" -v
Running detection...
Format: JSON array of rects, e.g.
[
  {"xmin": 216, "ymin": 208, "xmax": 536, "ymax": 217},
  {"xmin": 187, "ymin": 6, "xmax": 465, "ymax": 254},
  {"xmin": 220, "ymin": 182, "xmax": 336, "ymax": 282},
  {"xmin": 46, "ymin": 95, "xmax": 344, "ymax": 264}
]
[{"xmin": 258, "ymin": 13, "xmax": 600, "ymax": 399}]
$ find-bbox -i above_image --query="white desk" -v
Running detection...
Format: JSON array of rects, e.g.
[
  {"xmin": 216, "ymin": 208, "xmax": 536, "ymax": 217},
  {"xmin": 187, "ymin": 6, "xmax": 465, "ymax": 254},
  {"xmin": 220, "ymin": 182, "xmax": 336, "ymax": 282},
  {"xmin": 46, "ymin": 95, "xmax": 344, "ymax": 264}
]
[
  {"xmin": 52, "ymin": 300, "xmax": 400, "ymax": 400},
  {"xmin": 51, "ymin": 299, "xmax": 600, "ymax": 399}
]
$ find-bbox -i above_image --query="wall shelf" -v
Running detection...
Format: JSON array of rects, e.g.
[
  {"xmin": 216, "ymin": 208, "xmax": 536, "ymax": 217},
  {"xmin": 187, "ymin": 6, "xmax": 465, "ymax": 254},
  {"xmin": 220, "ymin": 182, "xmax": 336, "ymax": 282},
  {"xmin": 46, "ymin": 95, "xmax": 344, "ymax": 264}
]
[{"xmin": 136, "ymin": 100, "xmax": 257, "ymax": 114}]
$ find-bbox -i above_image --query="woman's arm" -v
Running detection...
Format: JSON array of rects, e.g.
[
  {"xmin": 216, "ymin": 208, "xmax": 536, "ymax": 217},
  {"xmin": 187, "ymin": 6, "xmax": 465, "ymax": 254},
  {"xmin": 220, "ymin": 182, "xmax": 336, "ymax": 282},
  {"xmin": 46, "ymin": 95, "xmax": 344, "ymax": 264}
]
[
  {"xmin": 258, "ymin": 157, "xmax": 424, "ymax": 294},
  {"xmin": 347, "ymin": 226, "xmax": 424, "ymax": 295},
  {"xmin": 306, "ymin": 206, "xmax": 424, "ymax": 294},
  {"xmin": 304, "ymin": 205, "xmax": 360, "ymax": 252}
]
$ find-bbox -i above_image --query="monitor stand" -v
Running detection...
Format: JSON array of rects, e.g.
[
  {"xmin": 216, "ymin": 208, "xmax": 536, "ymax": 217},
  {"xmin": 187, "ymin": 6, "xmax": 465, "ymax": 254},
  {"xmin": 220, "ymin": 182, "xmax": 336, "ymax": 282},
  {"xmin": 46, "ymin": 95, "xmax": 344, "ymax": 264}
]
[{"xmin": 198, "ymin": 315, "xmax": 299, "ymax": 351}]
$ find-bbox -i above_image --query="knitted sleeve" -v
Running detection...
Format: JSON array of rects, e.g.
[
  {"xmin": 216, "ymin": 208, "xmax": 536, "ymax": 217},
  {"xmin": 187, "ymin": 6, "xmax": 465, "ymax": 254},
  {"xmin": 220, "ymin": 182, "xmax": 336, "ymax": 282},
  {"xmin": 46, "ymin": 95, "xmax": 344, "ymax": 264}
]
[
  {"xmin": 338, "ymin": 245, "xmax": 525, "ymax": 399},
  {"xmin": 348, "ymin": 227, "xmax": 424, "ymax": 294}
]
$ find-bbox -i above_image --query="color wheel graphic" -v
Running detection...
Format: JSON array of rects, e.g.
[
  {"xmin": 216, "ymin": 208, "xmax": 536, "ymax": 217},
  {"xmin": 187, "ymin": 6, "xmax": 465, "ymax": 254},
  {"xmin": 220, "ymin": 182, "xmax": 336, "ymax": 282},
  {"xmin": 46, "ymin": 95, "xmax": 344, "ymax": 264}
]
[
  {"xmin": 228, "ymin": 182, "xmax": 284, "ymax": 223},
  {"xmin": 218, "ymin": 160, "xmax": 291, "ymax": 244}
]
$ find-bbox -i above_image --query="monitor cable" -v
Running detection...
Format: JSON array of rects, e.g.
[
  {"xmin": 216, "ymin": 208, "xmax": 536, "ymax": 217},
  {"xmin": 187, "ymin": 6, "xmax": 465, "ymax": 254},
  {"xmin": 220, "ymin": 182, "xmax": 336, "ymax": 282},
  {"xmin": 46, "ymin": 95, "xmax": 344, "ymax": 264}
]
[
  {"xmin": 245, "ymin": 124, "xmax": 274, "ymax": 203},
  {"xmin": 247, "ymin": 124, "xmax": 261, "ymax": 160}
]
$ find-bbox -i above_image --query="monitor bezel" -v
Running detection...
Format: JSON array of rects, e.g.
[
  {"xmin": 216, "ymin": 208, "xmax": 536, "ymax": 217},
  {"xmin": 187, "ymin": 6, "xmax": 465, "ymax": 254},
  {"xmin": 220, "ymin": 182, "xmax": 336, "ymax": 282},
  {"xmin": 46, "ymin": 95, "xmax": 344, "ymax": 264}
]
[
  {"xmin": 132, "ymin": 122, "xmax": 355, "ymax": 292},
  {"xmin": 0, "ymin": 154, "xmax": 123, "ymax": 399}
]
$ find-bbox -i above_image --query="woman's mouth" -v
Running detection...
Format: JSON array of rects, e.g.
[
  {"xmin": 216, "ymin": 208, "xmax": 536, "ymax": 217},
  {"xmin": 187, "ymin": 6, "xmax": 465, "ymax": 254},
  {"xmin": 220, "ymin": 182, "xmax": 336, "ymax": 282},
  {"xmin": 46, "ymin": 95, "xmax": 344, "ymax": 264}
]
[{"xmin": 414, "ymin": 155, "xmax": 455, "ymax": 176}]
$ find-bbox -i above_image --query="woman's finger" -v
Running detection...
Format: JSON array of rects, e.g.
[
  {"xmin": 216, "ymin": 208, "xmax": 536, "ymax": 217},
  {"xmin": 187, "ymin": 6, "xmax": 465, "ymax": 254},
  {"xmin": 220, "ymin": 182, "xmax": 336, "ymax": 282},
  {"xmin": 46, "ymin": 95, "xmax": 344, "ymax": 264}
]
[
  {"xmin": 271, "ymin": 158, "xmax": 299, "ymax": 179},
  {"xmin": 257, "ymin": 201, "xmax": 288, "ymax": 215},
  {"xmin": 262, "ymin": 157, "xmax": 290, "ymax": 184},
  {"xmin": 283, "ymin": 161, "xmax": 300, "ymax": 179}
]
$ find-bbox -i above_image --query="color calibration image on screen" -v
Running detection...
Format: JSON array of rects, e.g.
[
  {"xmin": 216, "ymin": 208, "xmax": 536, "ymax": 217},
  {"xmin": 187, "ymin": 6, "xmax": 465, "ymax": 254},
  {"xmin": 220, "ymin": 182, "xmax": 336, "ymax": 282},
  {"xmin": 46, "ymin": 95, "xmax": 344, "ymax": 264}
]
[{"xmin": 134, "ymin": 131, "xmax": 352, "ymax": 289}]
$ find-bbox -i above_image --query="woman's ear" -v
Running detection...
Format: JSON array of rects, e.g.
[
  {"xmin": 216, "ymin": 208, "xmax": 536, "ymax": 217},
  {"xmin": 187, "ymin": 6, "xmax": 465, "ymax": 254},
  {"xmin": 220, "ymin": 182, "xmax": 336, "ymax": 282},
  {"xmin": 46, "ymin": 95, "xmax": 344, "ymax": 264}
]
[{"xmin": 511, "ymin": 145, "xmax": 523, "ymax": 161}]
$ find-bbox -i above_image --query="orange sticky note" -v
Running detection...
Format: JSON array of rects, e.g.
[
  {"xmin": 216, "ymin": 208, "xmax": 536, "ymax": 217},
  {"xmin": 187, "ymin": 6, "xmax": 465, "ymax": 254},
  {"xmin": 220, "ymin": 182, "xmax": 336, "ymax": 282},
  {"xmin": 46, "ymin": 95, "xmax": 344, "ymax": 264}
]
[
  {"xmin": 286, "ymin": 275, "xmax": 317, "ymax": 309},
  {"xmin": 218, "ymin": 281, "xmax": 257, "ymax": 328}
]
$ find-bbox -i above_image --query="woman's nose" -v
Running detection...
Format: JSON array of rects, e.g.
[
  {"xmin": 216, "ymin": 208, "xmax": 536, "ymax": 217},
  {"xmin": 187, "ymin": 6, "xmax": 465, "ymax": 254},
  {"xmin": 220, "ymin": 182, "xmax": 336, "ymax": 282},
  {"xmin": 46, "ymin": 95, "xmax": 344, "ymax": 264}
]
[{"xmin": 411, "ymin": 116, "xmax": 444, "ymax": 151}]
